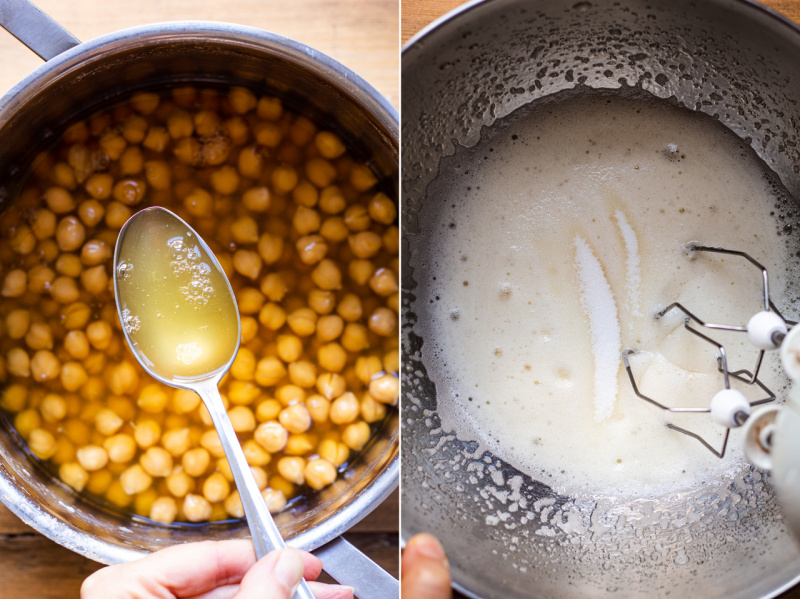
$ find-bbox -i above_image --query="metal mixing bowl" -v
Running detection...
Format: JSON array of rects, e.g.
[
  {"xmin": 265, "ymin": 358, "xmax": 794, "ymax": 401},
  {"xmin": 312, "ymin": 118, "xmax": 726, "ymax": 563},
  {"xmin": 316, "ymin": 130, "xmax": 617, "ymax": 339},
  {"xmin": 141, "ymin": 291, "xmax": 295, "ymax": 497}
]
[
  {"xmin": 0, "ymin": 13, "xmax": 398, "ymax": 575},
  {"xmin": 402, "ymin": 0, "xmax": 800, "ymax": 597}
]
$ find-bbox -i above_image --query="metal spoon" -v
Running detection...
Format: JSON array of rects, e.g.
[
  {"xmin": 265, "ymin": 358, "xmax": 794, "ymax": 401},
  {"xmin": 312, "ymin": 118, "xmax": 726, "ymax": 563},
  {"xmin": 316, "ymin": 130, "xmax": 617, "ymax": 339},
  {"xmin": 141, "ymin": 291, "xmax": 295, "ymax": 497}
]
[{"xmin": 113, "ymin": 206, "xmax": 314, "ymax": 599}]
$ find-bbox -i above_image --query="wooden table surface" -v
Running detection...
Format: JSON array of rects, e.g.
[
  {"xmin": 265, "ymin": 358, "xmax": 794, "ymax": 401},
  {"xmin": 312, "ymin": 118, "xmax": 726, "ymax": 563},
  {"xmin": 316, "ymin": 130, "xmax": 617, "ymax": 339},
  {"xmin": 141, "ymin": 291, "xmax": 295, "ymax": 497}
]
[
  {"xmin": 403, "ymin": 1, "xmax": 800, "ymax": 599},
  {"xmin": 0, "ymin": 0, "xmax": 398, "ymax": 596}
]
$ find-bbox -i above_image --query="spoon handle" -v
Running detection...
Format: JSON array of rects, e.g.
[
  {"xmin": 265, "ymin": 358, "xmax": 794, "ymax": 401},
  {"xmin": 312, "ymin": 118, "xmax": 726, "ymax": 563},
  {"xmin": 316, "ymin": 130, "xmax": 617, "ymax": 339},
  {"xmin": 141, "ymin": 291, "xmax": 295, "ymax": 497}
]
[{"xmin": 195, "ymin": 379, "xmax": 315, "ymax": 599}]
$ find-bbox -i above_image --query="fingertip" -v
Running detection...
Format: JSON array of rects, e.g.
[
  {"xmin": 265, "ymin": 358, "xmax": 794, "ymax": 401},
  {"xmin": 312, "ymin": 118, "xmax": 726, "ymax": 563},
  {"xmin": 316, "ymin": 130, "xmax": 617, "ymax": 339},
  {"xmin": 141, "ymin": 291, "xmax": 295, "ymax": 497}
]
[
  {"xmin": 273, "ymin": 549, "xmax": 306, "ymax": 589},
  {"xmin": 405, "ymin": 533, "xmax": 447, "ymax": 563}
]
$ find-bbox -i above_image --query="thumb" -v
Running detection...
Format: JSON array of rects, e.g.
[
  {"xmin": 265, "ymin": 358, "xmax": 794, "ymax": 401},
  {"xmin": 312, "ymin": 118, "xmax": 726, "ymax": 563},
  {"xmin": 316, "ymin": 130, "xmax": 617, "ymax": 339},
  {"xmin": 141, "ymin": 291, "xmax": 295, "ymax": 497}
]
[
  {"xmin": 234, "ymin": 548, "xmax": 305, "ymax": 599},
  {"xmin": 401, "ymin": 533, "xmax": 452, "ymax": 599}
]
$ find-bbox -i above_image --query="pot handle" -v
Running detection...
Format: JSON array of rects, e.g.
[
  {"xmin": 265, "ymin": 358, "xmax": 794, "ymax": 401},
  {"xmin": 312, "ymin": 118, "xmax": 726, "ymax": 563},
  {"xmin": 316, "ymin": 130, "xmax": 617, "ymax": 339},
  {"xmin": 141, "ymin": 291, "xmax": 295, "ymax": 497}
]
[
  {"xmin": 0, "ymin": 0, "xmax": 80, "ymax": 61},
  {"xmin": 314, "ymin": 536, "xmax": 399, "ymax": 599}
]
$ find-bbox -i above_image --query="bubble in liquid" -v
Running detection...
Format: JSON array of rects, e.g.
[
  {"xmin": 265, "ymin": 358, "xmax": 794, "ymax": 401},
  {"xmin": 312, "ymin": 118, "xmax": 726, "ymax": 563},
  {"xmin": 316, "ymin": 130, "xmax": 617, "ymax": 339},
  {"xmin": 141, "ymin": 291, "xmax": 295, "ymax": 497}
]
[
  {"xmin": 176, "ymin": 342, "xmax": 203, "ymax": 365},
  {"xmin": 121, "ymin": 308, "xmax": 140, "ymax": 333},
  {"xmin": 117, "ymin": 261, "xmax": 134, "ymax": 280}
]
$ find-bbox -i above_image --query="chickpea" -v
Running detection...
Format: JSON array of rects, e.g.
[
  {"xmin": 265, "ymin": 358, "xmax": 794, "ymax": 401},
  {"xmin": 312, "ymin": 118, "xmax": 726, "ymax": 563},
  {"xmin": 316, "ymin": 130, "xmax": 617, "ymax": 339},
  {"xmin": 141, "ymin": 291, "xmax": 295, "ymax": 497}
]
[
  {"xmin": 242, "ymin": 186, "xmax": 271, "ymax": 212},
  {"xmin": 315, "ymin": 131, "xmax": 346, "ymax": 159},
  {"xmin": 341, "ymin": 323, "xmax": 370, "ymax": 352},
  {"xmin": 64, "ymin": 330, "xmax": 90, "ymax": 359},
  {"xmin": 277, "ymin": 456, "xmax": 305, "ymax": 486},
  {"xmin": 119, "ymin": 146, "xmax": 144, "ymax": 175},
  {"xmin": 260, "ymin": 272, "xmax": 288, "ymax": 302},
  {"xmin": 200, "ymin": 430, "xmax": 225, "ymax": 458},
  {"xmin": 254, "ymin": 421, "xmax": 288, "ymax": 453},
  {"xmin": 76, "ymin": 444, "xmax": 109, "ymax": 472},
  {"xmin": 293, "ymin": 206, "xmax": 321, "ymax": 235},
  {"xmin": 241, "ymin": 316, "xmax": 259, "ymax": 344},
  {"xmin": 119, "ymin": 464, "xmax": 152, "ymax": 495},
  {"xmin": 6, "ymin": 309, "xmax": 30, "ymax": 339},
  {"xmin": 144, "ymin": 160, "xmax": 171, "ymax": 191},
  {"xmin": 105, "ymin": 202, "xmax": 133, "ymax": 229},
  {"xmin": 60, "ymin": 462, "xmax": 89, "ymax": 491},
  {"xmin": 10, "ymin": 224, "xmax": 35, "ymax": 254},
  {"xmin": 61, "ymin": 301, "xmax": 91, "ymax": 330},
  {"xmin": 355, "ymin": 356, "xmax": 382, "ymax": 385},
  {"xmin": 369, "ymin": 374, "xmax": 399, "ymax": 404},
  {"xmin": 343, "ymin": 204, "xmax": 371, "ymax": 232},
  {"xmin": 138, "ymin": 446, "xmax": 172, "ymax": 478},
  {"xmin": 257, "ymin": 232, "xmax": 284, "ymax": 264},
  {"xmin": 311, "ymin": 259, "xmax": 341, "ymax": 290},
  {"xmin": 77, "ymin": 199, "xmax": 105, "ymax": 227},
  {"xmin": 44, "ymin": 187, "xmax": 76, "ymax": 214},
  {"xmin": 257, "ymin": 96, "xmax": 282, "ymax": 120},
  {"xmin": 369, "ymin": 307, "xmax": 397, "ymax": 337},
  {"xmin": 319, "ymin": 186, "xmax": 346, "ymax": 215},
  {"xmin": 55, "ymin": 255, "xmax": 82, "ymax": 278},
  {"xmin": 29, "ymin": 428, "xmax": 57, "ymax": 459},
  {"xmin": 238, "ymin": 288, "xmax": 265, "ymax": 314},
  {"xmin": 369, "ymin": 268, "xmax": 398, "ymax": 297},
  {"xmin": 210, "ymin": 165, "xmax": 239, "ymax": 195},
  {"xmin": 30, "ymin": 350, "xmax": 60, "ymax": 381},
  {"xmin": 319, "ymin": 439, "xmax": 350, "ymax": 467},
  {"xmin": 368, "ymin": 192, "xmax": 396, "ymax": 224},
  {"xmin": 55, "ymin": 216, "xmax": 85, "ymax": 252},
  {"xmin": 14, "ymin": 409, "xmax": 40, "ymax": 439},
  {"xmin": 320, "ymin": 216, "xmax": 349, "ymax": 243},
  {"xmin": 230, "ymin": 348, "xmax": 256, "ymax": 382},
  {"xmin": 40, "ymin": 393, "xmax": 67, "ymax": 422},
  {"xmin": 350, "ymin": 163, "xmax": 378, "ymax": 191},
  {"xmin": 318, "ymin": 342, "xmax": 347, "ymax": 372},
  {"xmin": 233, "ymin": 249, "xmax": 262, "ymax": 280},
  {"xmin": 95, "ymin": 408, "xmax": 124, "ymax": 436},
  {"xmin": 295, "ymin": 235, "xmax": 328, "ymax": 265},
  {"xmin": 343, "ymin": 421, "xmax": 372, "ymax": 451},
  {"xmin": 360, "ymin": 392, "xmax": 387, "ymax": 423},
  {"xmin": 243, "ymin": 439, "xmax": 271, "ymax": 467},
  {"xmin": 304, "ymin": 458, "xmax": 337, "ymax": 490},
  {"xmin": 166, "ymin": 469, "xmax": 195, "ymax": 498},
  {"xmin": 306, "ymin": 158, "xmax": 336, "ymax": 188},
  {"xmin": 278, "ymin": 403, "xmax": 312, "ymax": 434},
  {"xmin": 237, "ymin": 145, "xmax": 264, "ymax": 179},
  {"xmin": 150, "ymin": 496, "xmax": 178, "ymax": 524},
  {"xmin": 80, "ymin": 265, "xmax": 108, "ymax": 296},
  {"xmin": 28, "ymin": 264, "xmax": 55, "ymax": 294},
  {"xmin": 1, "ymin": 269, "xmax": 26, "ymax": 298},
  {"xmin": 255, "ymin": 356, "xmax": 287, "ymax": 387},
  {"xmin": 227, "ymin": 381, "xmax": 260, "ymax": 405},
  {"xmin": 182, "ymin": 447, "xmax": 211, "ymax": 477},
  {"xmin": 7, "ymin": 347, "xmax": 30, "ymax": 377},
  {"xmin": 1, "ymin": 384, "xmax": 27, "ymax": 412},
  {"xmin": 348, "ymin": 231, "xmax": 382, "ymax": 259},
  {"xmin": 80, "ymin": 239, "xmax": 112, "ymax": 266},
  {"xmin": 316, "ymin": 315, "xmax": 344, "ymax": 343},
  {"xmin": 163, "ymin": 428, "xmax": 192, "ymax": 457},
  {"xmin": 316, "ymin": 372, "xmax": 346, "ymax": 400},
  {"xmin": 272, "ymin": 165, "xmax": 298, "ymax": 194},
  {"xmin": 228, "ymin": 406, "xmax": 256, "ymax": 433},
  {"xmin": 108, "ymin": 361, "xmax": 139, "ymax": 395},
  {"xmin": 330, "ymin": 392, "xmax": 360, "ymax": 425},
  {"xmin": 288, "ymin": 361, "xmax": 316, "ymax": 388},
  {"xmin": 276, "ymin": 334, "xmax": 303, "ymax": 363},
  {"xmin": 112, "ymin": 178, "xmax": 147, "ymax": 206},
  {"xmin": 224, "ymin": 491, "xmax": 245, "ymax": 518},
  {"xmin": 256, "ymin": 399, "xmax": 282, "ymax": 422},
  {"xmin": 262, "ymin": 487, "xmax": 287, "ymax": 513},
  {"xmin": 84, "ymin": 173, "xmax": 113, "ymax": 200},
  {"xmin": 286, "ymin": 307, "xmax": 317, "ymax": 337},
  {"xmin": 293, "ymin": 180, "xmax": 318, "ymax": 207},
  {"xmin": 179, "ymin": 493, "xmax": 211, "ymax": 523},
  {"xmin": 307, "ymin": 289, "xmax": 335, "ymax": 315}
]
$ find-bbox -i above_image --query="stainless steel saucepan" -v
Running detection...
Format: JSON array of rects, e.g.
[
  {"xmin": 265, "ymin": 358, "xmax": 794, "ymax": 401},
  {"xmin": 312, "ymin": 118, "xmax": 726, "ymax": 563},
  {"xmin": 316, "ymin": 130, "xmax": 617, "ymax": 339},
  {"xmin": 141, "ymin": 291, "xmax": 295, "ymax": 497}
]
[
  {"xmin": 0, "ymin": 2, "xmax": 398, "ymax": 596},
  {"xmin": 402, "ymin": 1, "xmax": 800, "ymax": 597}
]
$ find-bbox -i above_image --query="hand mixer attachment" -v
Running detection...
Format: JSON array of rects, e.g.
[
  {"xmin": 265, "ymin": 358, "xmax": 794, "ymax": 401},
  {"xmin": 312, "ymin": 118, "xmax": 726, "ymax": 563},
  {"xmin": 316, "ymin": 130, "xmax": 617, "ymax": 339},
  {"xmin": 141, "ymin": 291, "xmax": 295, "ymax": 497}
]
[{"xmin": 622, "ymin": 245, "xmax": 795, "ymax": 457}]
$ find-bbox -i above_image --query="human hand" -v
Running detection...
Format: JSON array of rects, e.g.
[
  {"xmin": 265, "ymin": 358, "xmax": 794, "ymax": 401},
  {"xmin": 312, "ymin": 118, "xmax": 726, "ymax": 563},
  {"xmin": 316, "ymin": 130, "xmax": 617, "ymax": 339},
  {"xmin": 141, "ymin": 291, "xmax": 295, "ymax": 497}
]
[
  {"xmin": 401, "ymin": 533, "xmax": 452, "ymax": 599},
  {"xmin": 81, "ymin": 539, "xmax": 353, "ymax": 599}
]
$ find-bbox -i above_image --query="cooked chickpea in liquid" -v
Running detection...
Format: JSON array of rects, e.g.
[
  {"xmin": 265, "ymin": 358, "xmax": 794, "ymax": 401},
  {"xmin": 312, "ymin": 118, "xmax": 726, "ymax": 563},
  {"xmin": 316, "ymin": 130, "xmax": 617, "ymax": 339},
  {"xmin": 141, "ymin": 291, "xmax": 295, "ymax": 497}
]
[{"xmin": 0, "ymin": 86, "xmax": 398, "ymax": 524}]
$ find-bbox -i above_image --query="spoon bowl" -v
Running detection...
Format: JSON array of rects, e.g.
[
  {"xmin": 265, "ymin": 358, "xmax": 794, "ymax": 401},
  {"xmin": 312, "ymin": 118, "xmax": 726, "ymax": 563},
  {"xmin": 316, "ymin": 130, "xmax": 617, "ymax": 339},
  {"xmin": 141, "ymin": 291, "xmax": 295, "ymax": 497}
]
[{"xmin": 114, "ymin": 206, "xmax": 314, "ymax": 599}]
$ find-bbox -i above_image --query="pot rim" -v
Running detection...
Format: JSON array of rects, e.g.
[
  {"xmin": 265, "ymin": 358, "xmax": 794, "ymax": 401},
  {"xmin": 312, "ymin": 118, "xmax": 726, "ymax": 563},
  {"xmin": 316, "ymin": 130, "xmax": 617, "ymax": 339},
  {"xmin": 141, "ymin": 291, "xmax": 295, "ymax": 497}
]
[{"xmin": 0, "ymin": 19, "xmax": 399, "ymax": 564}]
